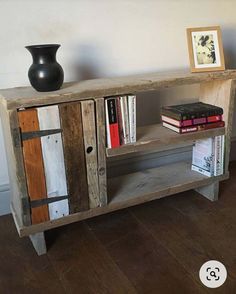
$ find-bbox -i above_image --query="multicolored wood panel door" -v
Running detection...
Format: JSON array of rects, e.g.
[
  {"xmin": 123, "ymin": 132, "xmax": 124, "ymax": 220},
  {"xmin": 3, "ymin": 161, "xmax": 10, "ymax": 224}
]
[{"xmin": 18, "ymin": 100, "xmax": 99, "ymax": 224}]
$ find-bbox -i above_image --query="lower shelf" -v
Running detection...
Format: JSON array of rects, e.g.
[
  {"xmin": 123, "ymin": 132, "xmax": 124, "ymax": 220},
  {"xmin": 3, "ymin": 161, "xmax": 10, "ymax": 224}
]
[{"xmin": 13, "ymin": 160, "xmax": 229, "ymax": 237}]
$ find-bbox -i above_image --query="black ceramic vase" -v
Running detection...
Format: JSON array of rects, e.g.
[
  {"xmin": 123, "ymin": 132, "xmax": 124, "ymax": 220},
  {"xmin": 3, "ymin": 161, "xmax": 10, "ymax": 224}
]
[{"xmin": 25, "ymin": 44, "xmax": 64, "ymax": 92}]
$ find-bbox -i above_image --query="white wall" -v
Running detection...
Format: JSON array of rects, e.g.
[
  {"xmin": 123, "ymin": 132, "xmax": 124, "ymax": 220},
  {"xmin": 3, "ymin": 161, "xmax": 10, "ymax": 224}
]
[{"xmin": 1, "ymin": 0, "xmax": 236, "ymax": 214}]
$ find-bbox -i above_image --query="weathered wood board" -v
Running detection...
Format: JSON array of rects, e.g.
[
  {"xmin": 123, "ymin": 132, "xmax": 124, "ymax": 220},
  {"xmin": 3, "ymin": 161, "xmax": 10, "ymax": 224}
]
[
  {"xmin": 18, "ymin": 109, "xmax": 49, "ymax": 224},
  {"xmin": 37, "ymin": 105, "xmax": 69, "ymax": 220},
  {"xmin": 59, "ymin": 102, "xmax": 89, "ymax": 213},
  {"xmin": 2, "ymin": 70, "xmax": 236, "ymax": 110},
  {"xmin": 81, "ymin": 100, "xmax": 100, "ymax": 208}
]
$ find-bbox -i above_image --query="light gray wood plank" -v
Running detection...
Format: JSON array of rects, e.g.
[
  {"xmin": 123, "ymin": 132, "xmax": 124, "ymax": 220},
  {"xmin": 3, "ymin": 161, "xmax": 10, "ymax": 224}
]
[
  {"xmin": 199, "ymin": 79, "xmax": 236, "ymax": 174},
  {"xmin": 37, "ymin": 105, "xmax": 69, "ymax": 220},
  {"xmin": 17, "ymin": 161, "xmax": 228, "ymax": 237},
  {"xmin": 0, "ymin": 106, "xmax": 31, "ymax": 227},
  {"xmin": 195, "ymin": 182, "xmax": 219, "ymax": 201},
  {"xmin": 29, "ymin": 232, "xmax": 47, "ymax": 256},
  {"xmin": 2, "ymin": 70, "xmax": 236, "ymax": 109},
  {"xmin": 95, "ymin": 98, "xmax": 107, "ymax": 206},
  {"xmin": 81, "ymin": 100, "xmax": 100, "ymax": 208},
  {"xmin": 106, "ymin": 123, "xmax": 225, "ymax": 157}
]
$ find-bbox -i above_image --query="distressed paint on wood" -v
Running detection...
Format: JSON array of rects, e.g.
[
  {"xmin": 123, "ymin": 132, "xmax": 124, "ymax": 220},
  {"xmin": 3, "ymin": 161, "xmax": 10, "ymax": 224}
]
[
  {"xmin": 18, "ymin": 109, "xmax": 49, "ymax": 224},
  {"xmin": 95, "ymin": 98, "xmax": 107, "ymax": 206},
  {"xmin": 37, "ymin": 105, "xmax": 69, "ymax": 220},
  {"xmin": 81, "ymin": 100, "xmax": 100, "ymax": 208},
  {"xmin": 59, "ymin": 102, "xmax": 89, "ymax": 213}
]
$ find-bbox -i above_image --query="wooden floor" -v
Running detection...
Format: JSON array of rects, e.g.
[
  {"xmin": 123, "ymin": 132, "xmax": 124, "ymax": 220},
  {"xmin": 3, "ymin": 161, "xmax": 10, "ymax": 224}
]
[{"xmin": 1, "ymin": 163, "xmax": 236, "ymax": 294}]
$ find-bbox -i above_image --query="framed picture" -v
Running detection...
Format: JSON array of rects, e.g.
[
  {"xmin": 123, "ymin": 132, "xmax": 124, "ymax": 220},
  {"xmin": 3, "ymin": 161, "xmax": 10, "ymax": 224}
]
[{"xmin": 186, "ymin": 26, "xmax": 225, "ymax": 73}]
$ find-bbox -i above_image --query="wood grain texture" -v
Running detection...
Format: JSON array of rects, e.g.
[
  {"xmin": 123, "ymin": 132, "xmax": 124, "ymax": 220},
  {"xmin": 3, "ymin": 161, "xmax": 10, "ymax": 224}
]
[
  {"xmin": 37, "ymin": 105, "xmax": 69, "ymax": 220},
  {"xmin": 0, "ymin": 106, "xmax": 31, "ymax": 226},
  {"xmin": 16, "ymin": 161, "xmax": 228, "ymax": 237},
  {"xmin": 59, "ymin": 102, "xmax": 89, "ymax": 213},
  {"xmin": 95, "ymin": 98, "xmax": 107, "ymax": 206},
  {"xmin": 106, "ymin": 123, "xmax": 225, "ymax": 157},
  {"xmin": 2, "ymin": 70, "xmax": 236, "ymax": 109},
  {"xmin": 18, "ymin": 109, "xmax": 49, "ymax": 224},
  {"xmin": 81, "ymin": 100, "xmax": 100, "ymax": 208},
  {"xmin": 199, "ymin": 79, "xmax": 236, "ymax": 173}
]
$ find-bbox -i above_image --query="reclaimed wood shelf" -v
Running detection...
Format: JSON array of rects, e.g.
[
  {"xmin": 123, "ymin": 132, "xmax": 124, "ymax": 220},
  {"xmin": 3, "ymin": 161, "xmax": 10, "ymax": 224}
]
[
  {"xmin": 0, "ymin": 69, "xmax": 235, "ymax": 255},
  {"xmin": 106, "ymin": 123, "xmax": 225, "ymax": 157}
]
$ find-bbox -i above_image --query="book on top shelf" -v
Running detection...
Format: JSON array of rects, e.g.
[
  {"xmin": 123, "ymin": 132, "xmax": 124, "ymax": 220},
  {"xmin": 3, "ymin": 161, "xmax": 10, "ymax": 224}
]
[
  {"xmin": 161, "ymin": 102, "xmax": 223, "ymax": 120},
  {"xmin": 163, "ymin": 121, "xmax": 225, "ymax": 134},
  {"xmin": 105, "ymin": 95, "xmax": 136, "ymax": 148}
]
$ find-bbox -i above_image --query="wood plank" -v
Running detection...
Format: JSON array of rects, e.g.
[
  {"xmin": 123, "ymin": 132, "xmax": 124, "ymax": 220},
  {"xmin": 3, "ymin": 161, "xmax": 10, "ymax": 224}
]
[
  {"xmin": 81, "ymin": 100, "xmax": 100, "ymax": 208},
  {"xmin": 17, "ymin": 161, "xmax": 228, "ymax": 237},
  {"xmin": 18, "ymin": 109, "xmax": 49, "ymax": 224},
  {"xmin": 199, "ymin": 79, "xmax": 236, "ymax": 174},
  {"xmin": 106, "ymin": 123, "xmax": 225, "ymax": 157},
  {"xmin": 0, "ymin": 106, "xmax": 31, "ymax": 226},
  {"xmin": 29, "ymin": 232, "xmax": 47, "ymax": 256},
  {"xmin": 95, "ymin": 98, "xmax": 107, "ymax": 206},
  {"xmin": 37, "ymin": 105, "xmax": 69, "ymax": 220},
  {"xmin": 2, "ymin": 70, "xmax": 236, "ymax": 109},
  {"xmin": 59, "ymin": 102, "xmax": 89, "ymax": 213}
]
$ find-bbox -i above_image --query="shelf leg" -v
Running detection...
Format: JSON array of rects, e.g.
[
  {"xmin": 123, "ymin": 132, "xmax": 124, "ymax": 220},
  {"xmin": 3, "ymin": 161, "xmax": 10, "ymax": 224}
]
[
  {"xmin": 195, "ymin": 181, "xmax": 219, "ymax": 202},
  {"xmin": 29, "ymin": 232, "xmax": 47, "ymax": 256}
]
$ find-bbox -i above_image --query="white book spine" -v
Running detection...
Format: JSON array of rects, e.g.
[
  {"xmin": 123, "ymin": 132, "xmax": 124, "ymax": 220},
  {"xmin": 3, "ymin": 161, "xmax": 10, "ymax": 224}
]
[
  {"xmin": 105, "ymin": 99, "xmax": 111, "ymax": 148},
  {"xmin": 192, "ymin": 138, "xmax": 214, "ymax": 177},
  {"xmin": 214, "ymin": 135, "xmax": 222, "ymax": 176},
  {"xmin": 128, "ymin": 95, "xmax": 136, "ymax": 143},
  {"xmin": 220, "ymin": 135, "xmax": 225, "ymax": 175},
  {"xmin": 120, "ymin": 96, "xmax": 130, "ymax": 144}
]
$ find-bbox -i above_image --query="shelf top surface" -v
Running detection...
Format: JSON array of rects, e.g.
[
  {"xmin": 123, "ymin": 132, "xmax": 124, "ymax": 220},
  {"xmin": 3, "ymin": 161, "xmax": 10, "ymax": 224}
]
[{"xmin": 1, "ymin": 69, "xmax": 236, "ymax": 110}]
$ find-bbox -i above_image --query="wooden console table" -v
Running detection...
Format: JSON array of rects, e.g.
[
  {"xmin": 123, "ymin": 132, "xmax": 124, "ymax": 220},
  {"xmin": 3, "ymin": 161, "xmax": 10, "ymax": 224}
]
[{"xmin": 0, "ymin": 70, "xmax": 235, "ymax": 255}]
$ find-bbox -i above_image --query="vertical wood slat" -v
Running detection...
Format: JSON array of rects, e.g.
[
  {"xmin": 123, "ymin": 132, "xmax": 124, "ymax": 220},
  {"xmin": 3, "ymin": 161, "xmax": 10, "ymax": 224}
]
[
  {"xmin": 95, "ymin": 98, "xmax": 107, "ymax": 206},
  {"xmin": 0, "ymin": 106, "xmax": 31, "ymax": 226},
  {"xmin": 59, "ymin": 102, "xmax": 89, "ymax": 213},
  {"xmin": 37, "ymin": 105, "xmax": 69, "ymax": 220},
  {"xmin": 81, "ymin": 100, "xmax": 100, "ymax": 208},
  {"xmin": 199, "ymin": 79, "xmax": 236, "ymax": 173},
  {"xmin": 18, "ymin": 109, "xmax": 49, "ymax": 224}
]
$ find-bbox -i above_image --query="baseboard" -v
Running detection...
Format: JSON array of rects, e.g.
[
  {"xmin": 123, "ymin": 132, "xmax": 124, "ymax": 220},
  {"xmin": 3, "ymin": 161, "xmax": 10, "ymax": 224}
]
[{"xmin": 0, "ymin": 189, "xmax": 11, "ymax": 216}]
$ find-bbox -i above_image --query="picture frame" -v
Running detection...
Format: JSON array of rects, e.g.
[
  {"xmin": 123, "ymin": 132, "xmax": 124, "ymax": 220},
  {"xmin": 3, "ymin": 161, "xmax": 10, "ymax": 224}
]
[{"xmin": 186, "ymin": 26, "xmax": 225, "ymax": 73}]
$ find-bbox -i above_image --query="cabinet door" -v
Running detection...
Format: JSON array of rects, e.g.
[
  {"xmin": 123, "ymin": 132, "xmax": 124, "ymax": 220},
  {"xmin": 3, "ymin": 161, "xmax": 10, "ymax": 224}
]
[{"xmin": 18, "ymin": 100, "xmax": 99, "ymax": 225}]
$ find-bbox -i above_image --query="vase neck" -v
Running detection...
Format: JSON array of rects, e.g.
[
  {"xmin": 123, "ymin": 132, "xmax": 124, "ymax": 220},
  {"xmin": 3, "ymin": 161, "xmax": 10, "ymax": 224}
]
[{"xmin": 26, "ymin": 45, "xmax": 60, "ymax": 64}]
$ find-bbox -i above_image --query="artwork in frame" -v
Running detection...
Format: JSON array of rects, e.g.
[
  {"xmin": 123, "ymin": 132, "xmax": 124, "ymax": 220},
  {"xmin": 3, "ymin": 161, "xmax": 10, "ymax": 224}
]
[{"xmin": 186, "ymin": 26, "xmax": 225, "ymax": 73}]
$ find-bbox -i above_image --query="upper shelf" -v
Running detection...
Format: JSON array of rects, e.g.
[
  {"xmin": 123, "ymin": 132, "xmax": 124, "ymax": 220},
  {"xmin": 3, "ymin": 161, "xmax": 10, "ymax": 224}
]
[
  {"xmin": 1, "ymin": 69, "xmax": 236, "ymax": 109},
  {"xmin": 106, "ymin": 123, "xmax": 225, "ymax": 157}
]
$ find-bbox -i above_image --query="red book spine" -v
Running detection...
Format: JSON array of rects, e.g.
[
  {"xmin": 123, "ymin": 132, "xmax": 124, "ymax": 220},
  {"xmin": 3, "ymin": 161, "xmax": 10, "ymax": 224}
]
[
  {"xmin": 107, "ymin": 98, "xmax": 120, "ymax": 148},
  {"xmin": 116, "ymin": 97, "xmax": 124, "ymax": 145},
  {"xmin": 197, "ymin": 121, "xmax": 225, "ymax": 131},
  {"xmin": 207, "ymin": 115, "xmax": 222, "ymax": 123}
]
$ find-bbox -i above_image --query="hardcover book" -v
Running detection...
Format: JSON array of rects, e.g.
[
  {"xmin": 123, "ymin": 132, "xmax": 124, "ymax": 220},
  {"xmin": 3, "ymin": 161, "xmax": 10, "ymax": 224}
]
[{"xmin": 161, "ymin": 102, "xmax": 223, "ymax": 120}]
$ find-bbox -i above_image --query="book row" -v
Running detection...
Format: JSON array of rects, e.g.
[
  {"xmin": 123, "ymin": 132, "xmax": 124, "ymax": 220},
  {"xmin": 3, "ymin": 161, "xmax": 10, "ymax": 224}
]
[
  {"xmin": 105, "ymin": 95, "xmax": 136, "ymax": 148},
  {"xmin": 192, "ymin": 135, "xmax": 225, "ymax": 177},
  {"xmin": 161, "ymin": 102, "xmax": 224, "ymax": 133}
]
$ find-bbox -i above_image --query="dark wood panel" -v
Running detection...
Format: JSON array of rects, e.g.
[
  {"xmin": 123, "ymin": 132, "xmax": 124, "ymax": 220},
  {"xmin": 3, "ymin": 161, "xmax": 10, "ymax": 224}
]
[
  {"xmin": 18, "ymin": 109, "xmax": 49, "ymax": 224},
  {"xmin": 59, "ymin": 102, "xmax": 89, "ymax": 213}
]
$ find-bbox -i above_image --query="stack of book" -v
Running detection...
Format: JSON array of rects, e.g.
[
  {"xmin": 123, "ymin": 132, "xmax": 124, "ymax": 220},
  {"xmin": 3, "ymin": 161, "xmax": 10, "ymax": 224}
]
[
  {"xmin": 192, "ymin": 135, "xmax": 225, "ymax": 177},
  {"xmin": 161, "ymin": 102, "xmax": 224, "ymax": 134},
  {"xmin": 105, "ymin": 95, "xmax": 136, "ymax": 148}
]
